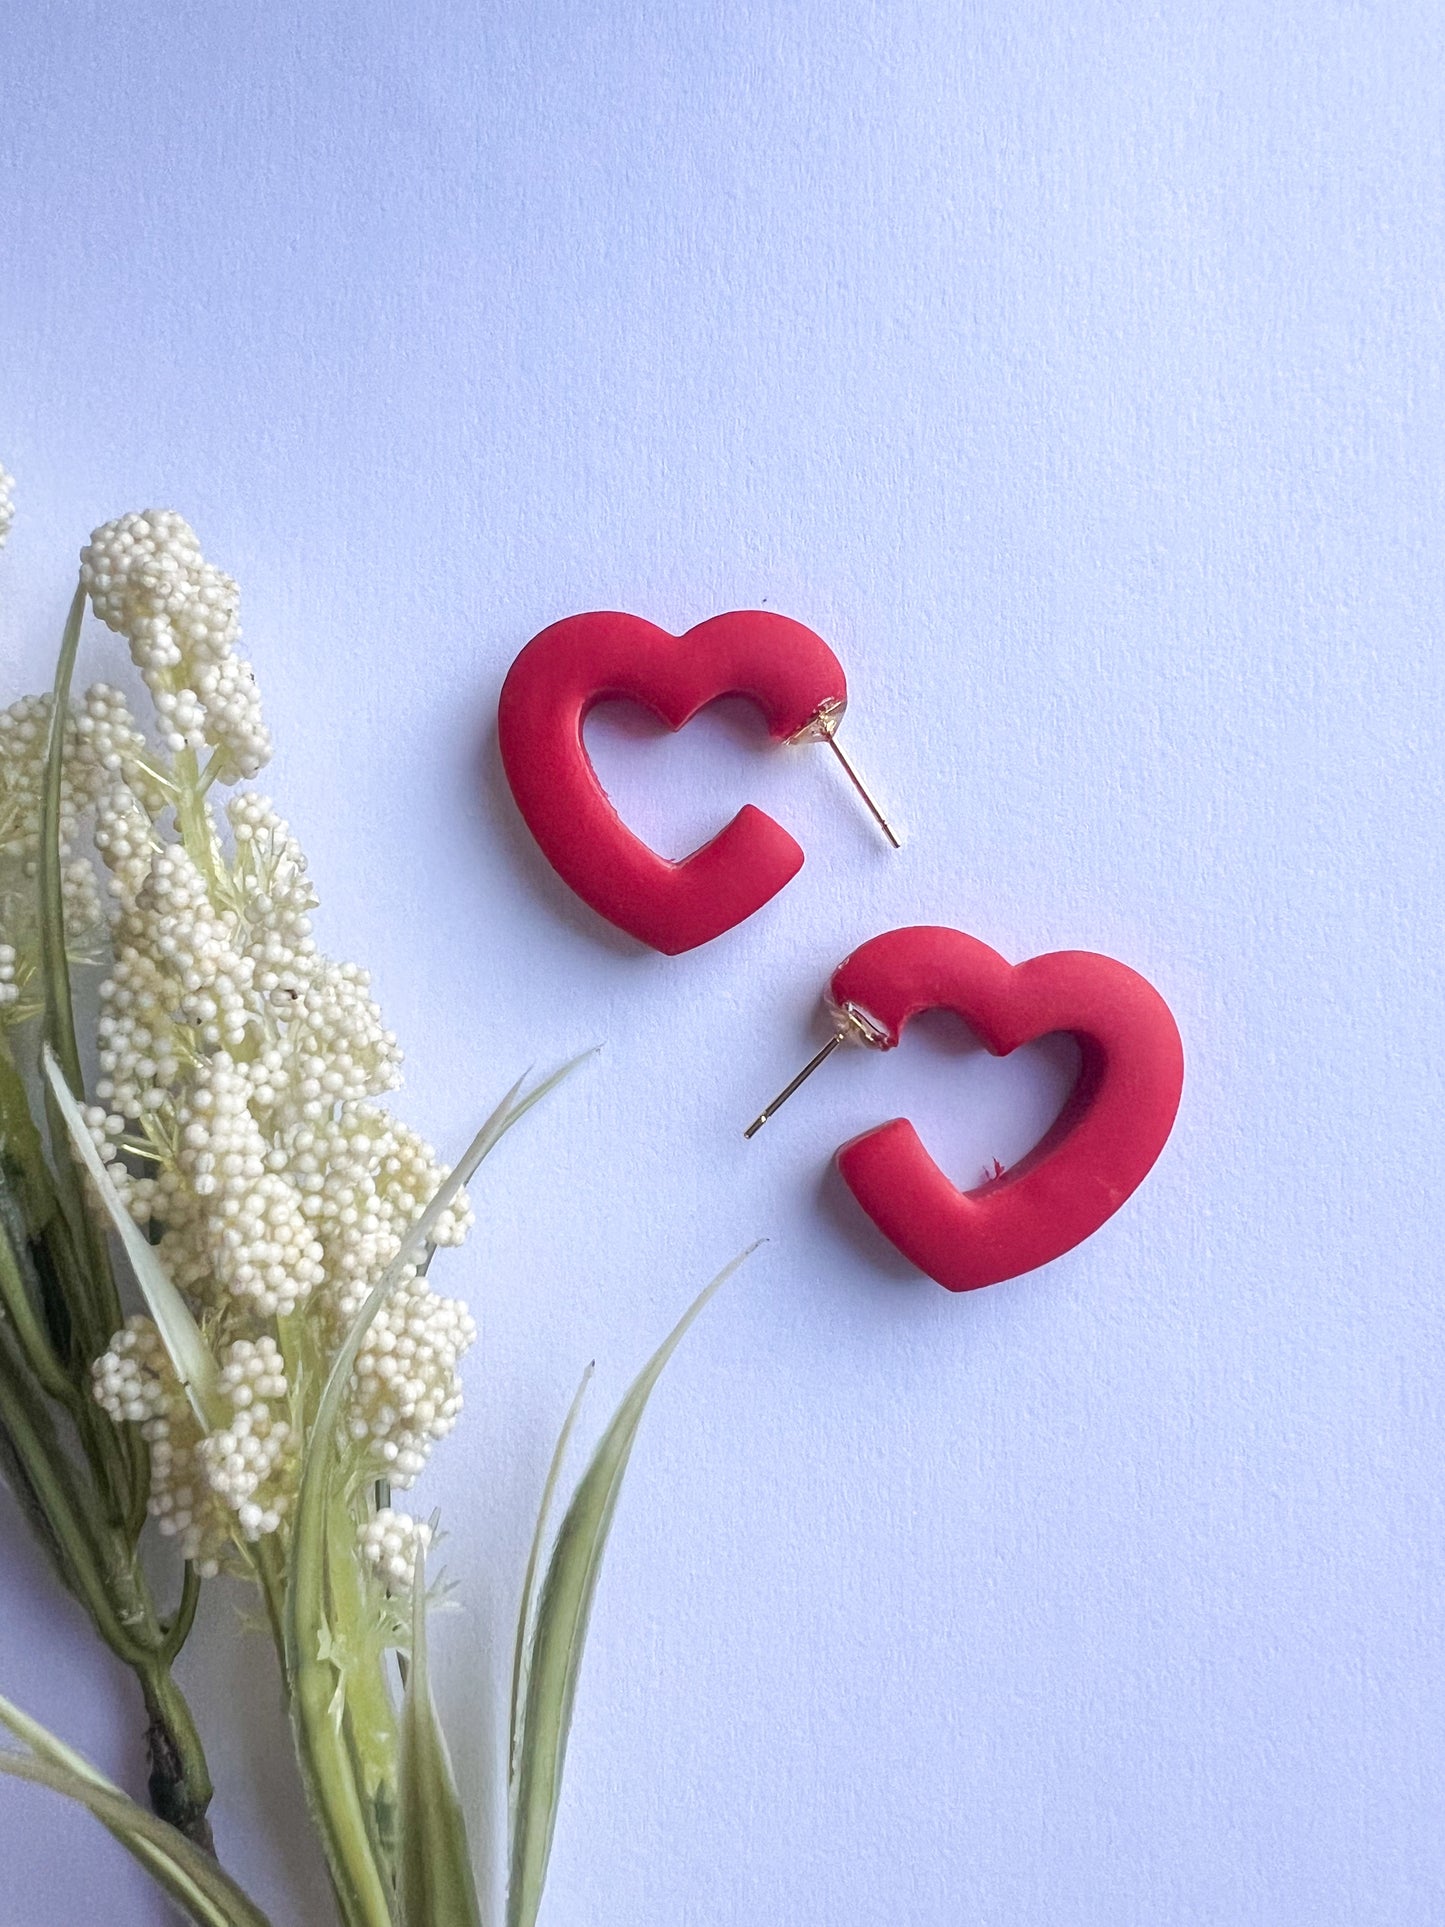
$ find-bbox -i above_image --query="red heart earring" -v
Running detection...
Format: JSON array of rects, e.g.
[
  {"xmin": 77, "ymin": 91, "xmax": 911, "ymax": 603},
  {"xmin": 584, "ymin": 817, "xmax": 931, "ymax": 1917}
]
[
  {"xmin": 497, "ymin": 610, "xmax": 898, "ymax": 955},
  {"xmin": 745, "ymin": 925, "xmax": 1184, "ymax": 1291}
]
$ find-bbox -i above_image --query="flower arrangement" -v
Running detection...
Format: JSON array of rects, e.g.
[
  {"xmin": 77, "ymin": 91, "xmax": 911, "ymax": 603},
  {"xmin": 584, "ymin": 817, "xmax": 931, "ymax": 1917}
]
[{"xmin": 0, "ymin": 466, "xmax": 741, "ymax": 1927}]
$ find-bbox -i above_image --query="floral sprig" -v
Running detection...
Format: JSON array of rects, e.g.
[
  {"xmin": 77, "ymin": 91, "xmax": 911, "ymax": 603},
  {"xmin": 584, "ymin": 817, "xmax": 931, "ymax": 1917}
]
[
  {"xmin": 6, "ymin": 507, "xmax": 474, "ymax": 1585},
  {"xmin": 0, "ymin": 470, "xmax": 744, "ymax": 1927}
]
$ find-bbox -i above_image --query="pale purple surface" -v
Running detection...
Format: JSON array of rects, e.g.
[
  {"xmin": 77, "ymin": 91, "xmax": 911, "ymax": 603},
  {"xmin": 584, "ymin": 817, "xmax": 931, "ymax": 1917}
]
[{"xmin": 1, "ymin": 3, "xmax": 1443, "ymax": 1922}]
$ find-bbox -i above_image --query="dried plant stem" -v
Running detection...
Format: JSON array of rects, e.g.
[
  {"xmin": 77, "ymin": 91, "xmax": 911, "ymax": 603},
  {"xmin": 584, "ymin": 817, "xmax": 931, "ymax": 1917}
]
[
  {"xmin": 137, "ymin": 1658, "xmax": 216, "ymax": 1851},
  {"xmin": 0, "ymin": 1296, "xmax": 214, "ymax": 1841}
]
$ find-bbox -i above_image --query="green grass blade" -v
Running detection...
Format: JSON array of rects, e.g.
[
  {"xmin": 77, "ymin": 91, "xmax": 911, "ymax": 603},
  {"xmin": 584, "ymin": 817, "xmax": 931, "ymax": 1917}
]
[
  {"xmin": 37, "ymin": 580, "xmax": 128, "ymax": 1371},
  {"xmin": 42, "ymin": 1045, "xmax": 223, "ymax": 1430},
  {"xmin": 509, "ymin": 1363, "xmax": 594, "ymax": 1804},
  {"xmin": 37, "ymin": 581, "xmax": 88, "ymax": 1097},
  {"xmin": 0, "ymin": 1693, "xmax": 272, "ymax": 1927},
  {"xmin": 395, "ymin": 1555, "xmax": 483, "ymax": 1927},
  {"xmin": 506, "ymin": 1245, "xmax": 757, "ymax": 1927},
  {"xmin": 0, "ymin": 1756, "xmax": 270, "ymax": 1927},
  {"xmin": 286, "ymin": 1057, "xmax": 590, "ymax": 1927}
]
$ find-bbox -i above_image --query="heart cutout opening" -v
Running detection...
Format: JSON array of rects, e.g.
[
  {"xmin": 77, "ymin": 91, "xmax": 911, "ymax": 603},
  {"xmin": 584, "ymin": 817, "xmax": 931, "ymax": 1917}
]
[
  {"xmin": 584, "ymin": 694, "xmax": 793, "ymax": 863},
  {"xmin": 848, "ymin": 1010, "xmax": 1083, "ymax": 1193}
]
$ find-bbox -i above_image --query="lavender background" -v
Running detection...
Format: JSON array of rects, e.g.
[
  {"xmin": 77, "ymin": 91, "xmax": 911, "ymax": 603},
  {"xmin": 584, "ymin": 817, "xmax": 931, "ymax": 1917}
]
[{"xmin": 2, "ymin": 3, "xmax": 1443, "ymax": 1922}]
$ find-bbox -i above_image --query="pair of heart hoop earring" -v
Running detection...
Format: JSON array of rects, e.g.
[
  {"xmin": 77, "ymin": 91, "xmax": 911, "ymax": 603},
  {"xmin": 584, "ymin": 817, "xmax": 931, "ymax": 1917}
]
[{"xmin": 497, "ymin": 610, "xmax": 1184, "ymax": 1294}]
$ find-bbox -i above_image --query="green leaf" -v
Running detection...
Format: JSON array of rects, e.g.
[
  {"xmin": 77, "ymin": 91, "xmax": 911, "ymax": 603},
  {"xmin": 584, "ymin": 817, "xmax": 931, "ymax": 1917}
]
[
  {"xmin": 506, "ymin": 1245, "xmax": 757, "ymax": 1927},
  {"xmin": 0, "ymin": 1692, "xmax": 272, "ymax": 1927},
  {"xmin": 509, "ymin": 1363, "xmax": 593, "ymax": 1802},
  {"xmin": 287, "ymin": 1056, "xmax": 591, "ymax": 1927},
  {"xmin": 290, "ymin": 1052, "xmax": 595, "ymax": 1648},
  {"xmin": 37, "ymin": 582, "xmax": 89, "ymax": 1098},
  {"xmin": 37, "ymin": 581, "xmax": 127, "ymax": 1357},
  {"xmin": 395, "ymin": 1550, "xmax": 482, "ymax": 1927},
  {"xmin": 42, "ymin": 1045, "xmax": 224, "ymax": 1431}
]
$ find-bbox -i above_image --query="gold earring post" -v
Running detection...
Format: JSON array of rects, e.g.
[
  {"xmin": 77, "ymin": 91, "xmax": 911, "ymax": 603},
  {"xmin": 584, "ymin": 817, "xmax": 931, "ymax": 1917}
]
[
  {"xmin": 743, "ymin": 1001, "xmax": 892, "ymax": 1139},
  {"xmin": 789, "ymin": 698, "xmax": 901, "ymax": 849},
  {"xmin": 743, "ymin": 1032, "xmax": 846, "ymax": 1138},
  {"xmin": 822, "ymin": 730, "xmax": 901, "ymax": 849}
]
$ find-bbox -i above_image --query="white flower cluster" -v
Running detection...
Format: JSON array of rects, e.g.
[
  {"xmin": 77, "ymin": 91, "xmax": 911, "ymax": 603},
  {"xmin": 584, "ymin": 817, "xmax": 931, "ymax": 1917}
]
[
  {"xmin": 0, "ymin": 501, "xmax": 478, "ymax": 1577},
  {"xmin": 349, "ymin": 1271, "xmax": 476, "ymax": 1481},
  {"xmin": 165, "ymin": 1052, "xmax": 328, "ymax": 1318},
  {"xmin": 278, "ymin": 1102, "xmax": 472, "ymax": 1329},
  {"xmin": 0, "ymin": 463, "xmax": 14, "ymax": 552},
  {"xmin": 83, "ymin": 766, "xmax": 476, "ymax": 1568},
  {"xmin": 92, "ymin": 1322, "xmax": 297, "ymax": 1573},
  {"xmin": 360, "ymin": 1508, "xmax": 433, "ymax": 1589},
  {"xmin": 198, "ymin": 1337, "xmax": 296, "ymax": 1543},
  {"xmin": 81, "ymin": 510, "xmax": 270, "ymax": 779}
]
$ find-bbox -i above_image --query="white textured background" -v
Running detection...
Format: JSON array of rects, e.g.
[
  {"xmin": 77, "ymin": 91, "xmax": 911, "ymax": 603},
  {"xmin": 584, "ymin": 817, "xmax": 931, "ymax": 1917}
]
[{"xmin": 2, "ymin": 4, "xmax": 1443, "ymax": 1923}]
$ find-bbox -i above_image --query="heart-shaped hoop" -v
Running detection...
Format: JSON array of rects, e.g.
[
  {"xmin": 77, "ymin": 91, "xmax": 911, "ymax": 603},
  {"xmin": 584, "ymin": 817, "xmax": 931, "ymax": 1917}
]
[
  {"xmin": 828, "ymin": 926, "xmax": 1184, "ymax": 1290},
  {"xmin": 498, "ymin": 611, "xmax": 847, "ymax": 954}
]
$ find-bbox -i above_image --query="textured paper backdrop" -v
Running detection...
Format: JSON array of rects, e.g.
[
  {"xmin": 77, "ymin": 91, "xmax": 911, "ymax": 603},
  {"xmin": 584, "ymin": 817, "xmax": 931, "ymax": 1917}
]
[{"xmin": 2, "ymin": 3, "xmax": 1442, "ymax": 1922}]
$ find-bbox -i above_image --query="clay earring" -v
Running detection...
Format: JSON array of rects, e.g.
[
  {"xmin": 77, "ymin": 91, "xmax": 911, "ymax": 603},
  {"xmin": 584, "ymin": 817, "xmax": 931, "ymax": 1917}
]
[
  {"xmin": 744, "ymin": 924, "xmax": 1184, "ymax": 1292},
  {"xmin": 497, "ymin": 610, "xmax": 897, "ymax": 955}
]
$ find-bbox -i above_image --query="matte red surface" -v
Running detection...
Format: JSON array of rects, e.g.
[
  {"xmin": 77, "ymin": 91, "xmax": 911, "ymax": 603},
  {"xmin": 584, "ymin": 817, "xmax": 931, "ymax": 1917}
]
[
  {"xmin": 830, "ymin": 926, "xmax": 1184, "ymax": 1290},
  {"xmin": 498, "ymin": 610, "xmax": 848, "ymax": 954}
]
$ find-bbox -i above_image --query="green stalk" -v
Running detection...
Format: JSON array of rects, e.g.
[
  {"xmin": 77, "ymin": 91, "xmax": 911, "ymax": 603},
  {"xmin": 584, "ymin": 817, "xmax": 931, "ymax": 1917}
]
[
  {"xmin": 0, "ymin": 1028, "xmax": 87, "ymax": 1380},
  {"xmin": 0, "ymin": 1180, "xmax": 79, "ymax": 1407},
  {"xmin": 159, "ymin": 1563, "xmax": 203, "ymax": 1666},
  {"xmin": 0, "ymin": 1128, "xmax": 146, "ymax": 1533},
  {"xmin": 1, "ymin": 1345, "xmax": 214, "ymax": 1840},
  {"xmin": 0, "ymin": 1322, "xmax": 148, "ymax": 1662}
]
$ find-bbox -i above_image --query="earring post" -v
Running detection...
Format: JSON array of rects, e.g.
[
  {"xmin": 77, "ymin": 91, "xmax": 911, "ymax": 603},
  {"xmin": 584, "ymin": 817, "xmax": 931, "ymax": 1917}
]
[
  {"xmin": 743, "ymin": 1032, "xmax": 846, "ymax": 1139},
  {"xmin": 823, "ymin": 732, "xmax": 901, "ymax": 849}
]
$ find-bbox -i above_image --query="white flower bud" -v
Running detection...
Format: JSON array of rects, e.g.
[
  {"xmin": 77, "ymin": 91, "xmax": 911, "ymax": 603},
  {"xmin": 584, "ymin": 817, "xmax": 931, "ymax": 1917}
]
[{"xmin": 361, "ymin": 1508, "xmax": 433, "ymax": 1590}]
